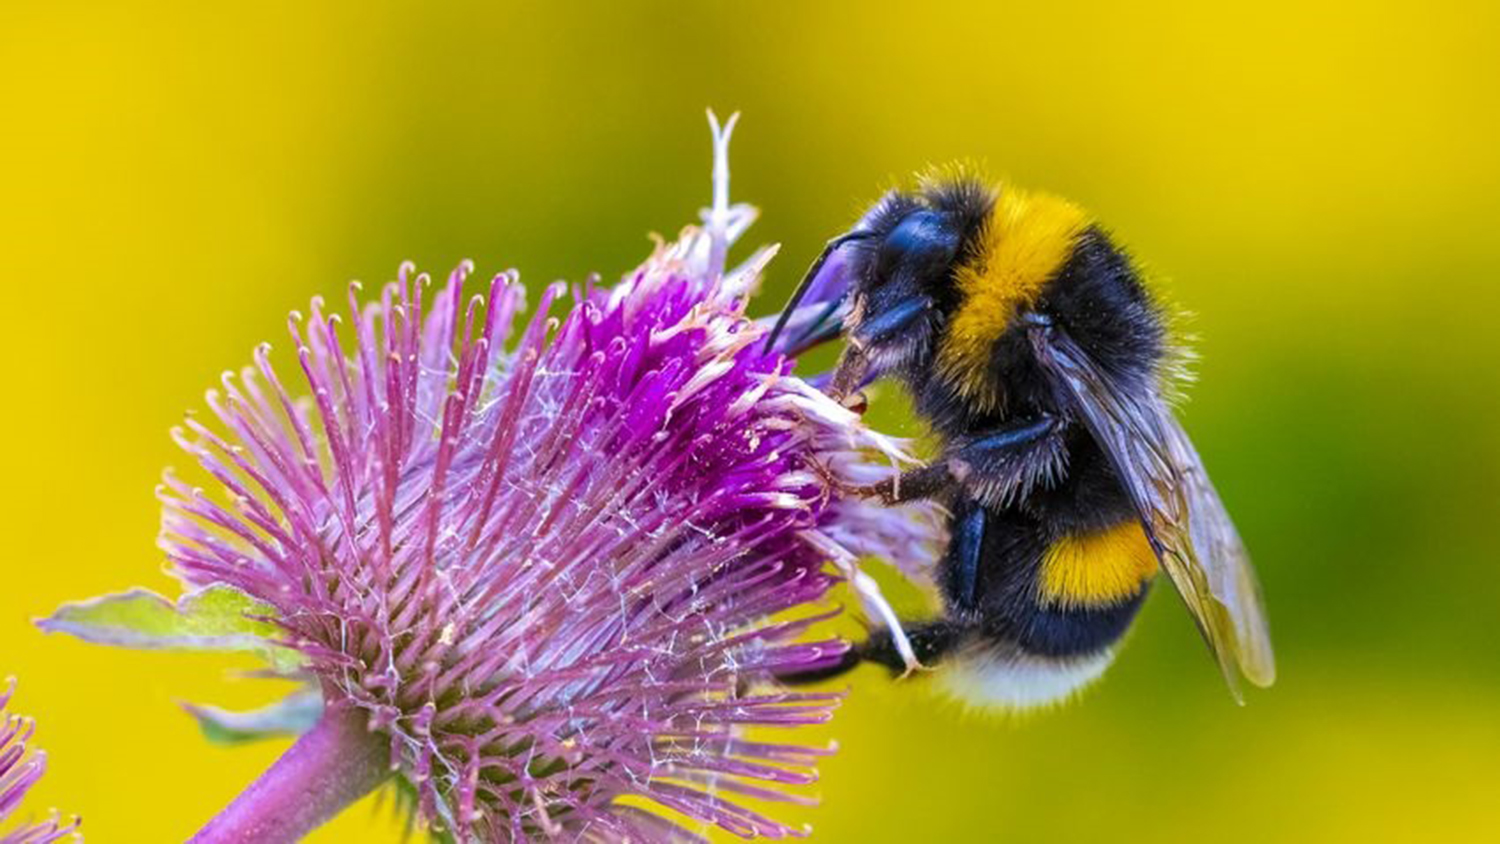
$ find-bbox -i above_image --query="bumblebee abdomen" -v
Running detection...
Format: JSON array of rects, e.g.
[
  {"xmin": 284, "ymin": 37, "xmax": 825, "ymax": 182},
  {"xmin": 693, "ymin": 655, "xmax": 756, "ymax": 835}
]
[
  {"xmin": 994, "ymin": 520, "xmax": 1155, "ymax": 660},
  {"xmin": 937, "ymin": 644, "xmax": 1116, "ymax": 711},
  {"xmin": 937, "ymin": 516, "xmax": 1154, "ymax": 710},
  {"xmin": 945, "ymin": 499, "xmax": 1151, "ymax": 659},
  {"xmin": 1006, "ymin": 588, "xmax": 1148, "ymax": 659}
]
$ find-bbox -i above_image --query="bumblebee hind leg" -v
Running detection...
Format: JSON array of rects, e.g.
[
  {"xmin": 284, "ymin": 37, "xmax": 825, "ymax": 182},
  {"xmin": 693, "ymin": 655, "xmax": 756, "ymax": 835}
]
[
  {"xmin": 859, "ymin": 620, "xmax": 963, "ymax": 674},
  {"xmin": 775, "ymin": 620, "xmax": 964, "ymax": 685},
  {"xmin": 799, "ymin": 529, "xmax": 925, "ymax": 676}
]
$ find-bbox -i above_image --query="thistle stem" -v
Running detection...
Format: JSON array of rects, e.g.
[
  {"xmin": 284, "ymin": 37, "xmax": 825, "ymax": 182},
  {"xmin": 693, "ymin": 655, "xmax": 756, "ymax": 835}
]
[{"xmin": 190, "ymin": 703, "xmax": 392, "ymax": 844}]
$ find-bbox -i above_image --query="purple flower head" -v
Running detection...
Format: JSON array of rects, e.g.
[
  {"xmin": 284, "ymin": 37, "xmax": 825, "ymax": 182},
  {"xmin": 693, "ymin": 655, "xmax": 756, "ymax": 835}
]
[
  {"xmin": 153, "ymin": 115, "xmax": 938, "ymax": 840},
  {"xmin": 0, "ymin": 679, "xmax": 80, "ymax": 844}
]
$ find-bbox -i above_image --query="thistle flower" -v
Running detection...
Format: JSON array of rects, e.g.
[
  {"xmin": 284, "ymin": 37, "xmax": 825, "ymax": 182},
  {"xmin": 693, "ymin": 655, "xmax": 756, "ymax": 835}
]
[
  {"xmin": 43, "ymin": 115, "xmax": 939, "ymax": 842},
  {"xmin": 0, "ymin": 679, "xmax": 80, "ymax": 844}
]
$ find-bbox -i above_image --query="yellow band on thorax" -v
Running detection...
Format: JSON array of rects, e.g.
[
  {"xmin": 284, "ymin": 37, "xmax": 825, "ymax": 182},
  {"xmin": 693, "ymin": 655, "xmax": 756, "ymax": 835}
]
[
  {"xmin": 937, "ymin": 189, "xmax": 1089, "ymax": 410},
  {"xmin": 1038, "ymin": 521, "xmax": 1158, "ymax": 608}
]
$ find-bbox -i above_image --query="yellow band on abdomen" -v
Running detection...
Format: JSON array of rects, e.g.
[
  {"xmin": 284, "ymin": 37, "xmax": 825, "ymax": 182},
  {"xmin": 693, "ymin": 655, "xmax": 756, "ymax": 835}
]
[{"xmin": 1039, "ymin": 521, "xmax": 1158, "ymax": 608}]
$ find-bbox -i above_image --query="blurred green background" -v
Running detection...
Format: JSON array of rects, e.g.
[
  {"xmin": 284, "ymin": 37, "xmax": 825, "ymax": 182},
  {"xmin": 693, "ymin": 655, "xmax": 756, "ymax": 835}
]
[{"xmin": 3, "ymin": 1, "xmax": 1498, "ymax": 841}]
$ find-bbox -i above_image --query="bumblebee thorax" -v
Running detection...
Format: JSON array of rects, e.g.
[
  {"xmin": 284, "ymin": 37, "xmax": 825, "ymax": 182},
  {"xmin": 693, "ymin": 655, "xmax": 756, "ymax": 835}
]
[{"xmin": 936, "ymin": 189, "xmax": 1090, "ymax": 410}]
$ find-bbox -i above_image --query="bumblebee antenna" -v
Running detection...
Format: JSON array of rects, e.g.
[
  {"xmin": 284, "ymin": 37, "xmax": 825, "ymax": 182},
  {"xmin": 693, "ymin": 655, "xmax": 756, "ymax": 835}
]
[{"xmin": 762, "ymin": 231, "xmax": 874, "ymax": 354}]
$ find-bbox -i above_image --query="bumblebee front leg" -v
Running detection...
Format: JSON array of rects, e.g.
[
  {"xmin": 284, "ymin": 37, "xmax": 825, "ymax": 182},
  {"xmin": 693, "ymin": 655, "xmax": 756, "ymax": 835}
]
[
  {"xmin": 826, "ymin": 295, "xmax": 936, "ymax": 403},
  {"xmin": 826, "ymin": 343, "xmax": 871, "ymax": 404}
]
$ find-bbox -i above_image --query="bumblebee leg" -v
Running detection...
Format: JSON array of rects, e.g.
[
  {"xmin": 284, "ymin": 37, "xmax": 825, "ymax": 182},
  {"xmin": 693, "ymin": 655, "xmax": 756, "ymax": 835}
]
[
  {"xmin": 851, "ymin": 414, "xmax": 1063, "ymax": 505},
  {"xmin": 860, "ymin": 620, "xmax": 962, "ymax": 674},
  {"xmin": 849, "ymin": 295, "xmax": 934, "ymax": 348},
  {"xmin": 848, "ymin": 564, "xmax": 925, "ymax": 677},
  {"xmin": 778, "ymin": 620, "xmax": 962, "ymax": 685},
  {"xmin": 798, "ymin": 527, "xmax": 925, "ymax": 676},
  {"xmin": 948, "ymin": 501, "xmax": 987, "ymax": 612},
  {"xmin": 824, "ymin": 294, "xmax": 936, "ymax": 403},
  {"xmin": 946, "ymin": 414, "xmax": 1067, "ymax": 507},
  {"xmin": 826, "ymin": 344, "xmax": 871, "ymax": 403},
  {"xmin": 773, "ymin": 645, "xmax": 863, "ymax": 685},
  {"xmin": 957, "ymin": 414, "xmax": 1062, "ymax": 461},
  {"xmin": 853, "ymin": 461, "xmax": 958, "ymax": 505}
]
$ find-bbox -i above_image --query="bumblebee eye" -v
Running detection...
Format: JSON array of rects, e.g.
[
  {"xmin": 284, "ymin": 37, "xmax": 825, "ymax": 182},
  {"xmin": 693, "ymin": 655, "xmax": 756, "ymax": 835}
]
[{"xmin": 878, "ymin": 210, "xmax": 960, "ymax": 282}]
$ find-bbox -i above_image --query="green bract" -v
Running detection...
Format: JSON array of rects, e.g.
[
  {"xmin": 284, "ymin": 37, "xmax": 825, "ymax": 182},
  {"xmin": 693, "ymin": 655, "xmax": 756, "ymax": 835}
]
[
  {"xmin": 39, "ymin": 583, "xmax": 303, "ymax": 672},
  {"xmin": 183, "ymin": 688, "xmax": 324, "ymax": 745}
]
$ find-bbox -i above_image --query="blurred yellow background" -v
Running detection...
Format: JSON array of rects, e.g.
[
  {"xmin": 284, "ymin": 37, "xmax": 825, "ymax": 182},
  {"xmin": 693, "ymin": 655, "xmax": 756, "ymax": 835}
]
[{"xmin": 3, "ymin": 1, "xmax": 1498, "ymax": 841}]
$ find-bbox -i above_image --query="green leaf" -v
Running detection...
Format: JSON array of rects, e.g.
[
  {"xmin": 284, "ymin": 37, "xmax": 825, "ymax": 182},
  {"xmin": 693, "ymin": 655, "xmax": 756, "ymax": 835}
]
[
  {"xmin": 38, "ymin": 583, "xmax": 303, "ymax": 671},
  {"xmin": 183, "ymin": 687, "xmax": 324, "ymax": 745}
]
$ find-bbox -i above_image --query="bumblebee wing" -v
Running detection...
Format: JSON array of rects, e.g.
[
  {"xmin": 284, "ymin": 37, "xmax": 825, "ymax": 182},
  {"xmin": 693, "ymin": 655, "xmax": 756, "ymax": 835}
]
[
  {"xmin": 1030, "ymin": 325, "xmax": 1275, "ymax": 699},
  {"xmin": 1161, "ymin": 412, "xmax": 1277, "ymax": 690}
]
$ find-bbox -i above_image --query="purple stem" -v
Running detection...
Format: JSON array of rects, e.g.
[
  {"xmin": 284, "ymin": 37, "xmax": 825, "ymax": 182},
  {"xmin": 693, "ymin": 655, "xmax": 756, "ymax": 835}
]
[{"xmin": 190, "ymin": 703, "xmax": 392, "ymax": 843}]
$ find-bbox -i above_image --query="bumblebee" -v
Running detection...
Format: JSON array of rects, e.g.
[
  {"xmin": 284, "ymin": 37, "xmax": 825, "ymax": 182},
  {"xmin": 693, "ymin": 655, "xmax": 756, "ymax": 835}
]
[{"xmin": 767, "ymin": 172, "xmax": 1275, "ymax": 707}]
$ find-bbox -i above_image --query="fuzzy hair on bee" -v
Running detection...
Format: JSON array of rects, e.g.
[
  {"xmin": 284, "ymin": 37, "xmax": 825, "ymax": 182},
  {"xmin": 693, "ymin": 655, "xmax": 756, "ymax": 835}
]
[{"xmin": 767, "ymin": 169, "xmax": 1274, "ymax": 710}]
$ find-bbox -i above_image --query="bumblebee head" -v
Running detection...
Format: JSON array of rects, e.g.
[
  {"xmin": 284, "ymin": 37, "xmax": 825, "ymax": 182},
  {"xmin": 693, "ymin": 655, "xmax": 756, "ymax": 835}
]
[{"xmin": 766, "ymin": 175, "xmax": 994, "ymax": 379}]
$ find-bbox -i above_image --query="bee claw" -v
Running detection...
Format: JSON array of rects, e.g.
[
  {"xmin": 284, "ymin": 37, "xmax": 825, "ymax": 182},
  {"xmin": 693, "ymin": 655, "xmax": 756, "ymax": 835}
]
[
  {"xmin": 848, "ymin": 480, "xmax": 897, "ymax": 506},
  {"xmin": 896, "ymin": 658, "xmax": 933, "ymax": 680},
  {"xmin": 805, "ymin": 458, "xmax": 848, "ymax": 499},
  {"xmin": 808, "ymin": 459, "xmax": 899, "ymax": 504}
]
